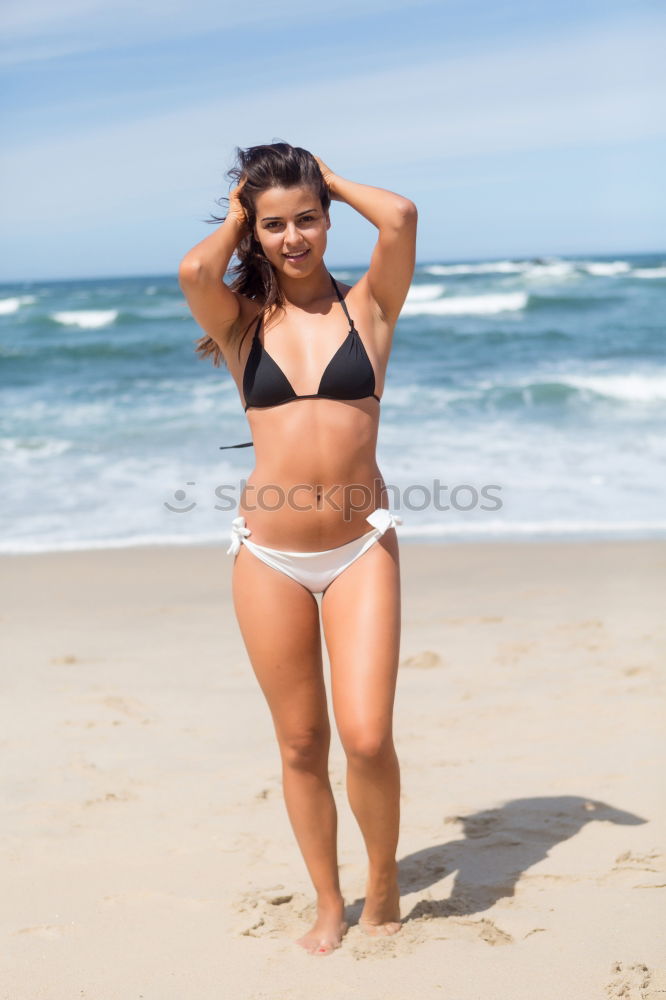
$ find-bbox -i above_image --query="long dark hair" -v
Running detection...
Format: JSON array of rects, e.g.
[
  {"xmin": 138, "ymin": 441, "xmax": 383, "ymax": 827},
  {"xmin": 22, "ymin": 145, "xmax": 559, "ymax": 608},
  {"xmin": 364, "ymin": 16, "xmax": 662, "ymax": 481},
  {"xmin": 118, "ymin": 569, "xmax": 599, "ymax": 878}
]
[{"xmin": 194, "ymin": 140, "xmax": 331, "ymax": 367}]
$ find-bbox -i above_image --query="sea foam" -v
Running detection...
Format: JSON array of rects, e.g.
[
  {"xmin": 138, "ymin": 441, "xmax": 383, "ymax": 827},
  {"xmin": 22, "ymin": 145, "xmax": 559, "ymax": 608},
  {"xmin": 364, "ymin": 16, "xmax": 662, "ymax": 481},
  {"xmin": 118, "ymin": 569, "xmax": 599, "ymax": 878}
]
[
  {"xmin": 400, "ymin": 291, "xmax": 527, "ymax": 316},
  {"xmin": 51, "ymin": 309, "xmax": 118, "ymax": 329},
  {"xmin": 559, "ymin": 372, "xmax": 666, "ymax": 402},
  {"xmin": 0, "ymin": 295, "xmax": 36, "ymax": 315}
]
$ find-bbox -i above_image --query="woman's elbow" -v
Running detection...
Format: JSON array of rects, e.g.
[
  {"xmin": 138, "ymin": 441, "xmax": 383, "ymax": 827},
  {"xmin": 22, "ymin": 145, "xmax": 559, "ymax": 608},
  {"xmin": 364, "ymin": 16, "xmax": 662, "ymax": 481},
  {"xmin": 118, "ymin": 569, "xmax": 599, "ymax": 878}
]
[
  {"xmin": 395, "ymin": 198, "xmax": 418, "ymax": 223},
  {"xmin": 178, "ymin": 256, "xmax": 204, "ymax": 284}
]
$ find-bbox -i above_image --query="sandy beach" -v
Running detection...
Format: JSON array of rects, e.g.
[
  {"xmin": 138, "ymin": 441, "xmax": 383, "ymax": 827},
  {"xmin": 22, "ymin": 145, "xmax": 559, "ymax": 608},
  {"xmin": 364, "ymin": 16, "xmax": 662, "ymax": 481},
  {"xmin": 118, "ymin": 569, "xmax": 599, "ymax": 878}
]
[{"xmin": 2, "ymin": 538, "xmax": 665, "ymax": 999}]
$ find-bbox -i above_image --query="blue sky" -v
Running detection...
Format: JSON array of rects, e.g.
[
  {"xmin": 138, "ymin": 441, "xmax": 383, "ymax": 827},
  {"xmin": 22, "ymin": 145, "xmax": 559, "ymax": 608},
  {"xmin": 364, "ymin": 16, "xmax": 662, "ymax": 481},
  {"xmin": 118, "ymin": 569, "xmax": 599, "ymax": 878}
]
[{"xmin": 1, "ymin": 0, "xmax": 664, "ymax": 282}]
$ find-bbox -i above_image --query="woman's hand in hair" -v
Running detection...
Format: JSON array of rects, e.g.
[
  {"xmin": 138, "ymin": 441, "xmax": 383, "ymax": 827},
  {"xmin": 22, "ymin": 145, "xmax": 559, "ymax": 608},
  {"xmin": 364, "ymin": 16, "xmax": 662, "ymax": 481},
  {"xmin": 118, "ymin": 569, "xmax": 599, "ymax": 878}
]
[
  {"xmin": 228, "ymin": 176, "xmax": 250, "ymax": 230},
  {"xmin": 313, "ymin": 155, "xmax": 342, "ymax": 201}
]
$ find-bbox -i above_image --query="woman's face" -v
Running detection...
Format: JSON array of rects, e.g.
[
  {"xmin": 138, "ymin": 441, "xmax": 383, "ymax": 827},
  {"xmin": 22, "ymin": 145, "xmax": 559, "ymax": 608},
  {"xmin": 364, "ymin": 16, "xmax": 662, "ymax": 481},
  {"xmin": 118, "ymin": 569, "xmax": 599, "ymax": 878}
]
[{"xmin": 253, "ymin": 184, "xmax": 330, "ymax": 276}]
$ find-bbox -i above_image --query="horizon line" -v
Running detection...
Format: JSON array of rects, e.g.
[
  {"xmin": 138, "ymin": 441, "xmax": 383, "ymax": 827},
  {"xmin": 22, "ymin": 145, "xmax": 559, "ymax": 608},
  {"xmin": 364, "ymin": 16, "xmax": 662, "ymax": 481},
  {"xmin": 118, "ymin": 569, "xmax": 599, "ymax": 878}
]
[{"xmin": 2, "ymin": 248, "xmax": 665, "ymax": 287}]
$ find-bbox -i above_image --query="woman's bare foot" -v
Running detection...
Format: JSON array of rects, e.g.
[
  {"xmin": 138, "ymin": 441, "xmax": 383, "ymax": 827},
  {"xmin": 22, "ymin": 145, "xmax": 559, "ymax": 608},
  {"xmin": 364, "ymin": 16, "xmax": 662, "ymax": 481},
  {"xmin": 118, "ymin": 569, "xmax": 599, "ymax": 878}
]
[
  {"xmin": 295, "ymin": 894, "xmax": 348, "ymax": 956},
  {"xmin": 359, "ymin": 863, "xmax": 402, "ymax": 936}
]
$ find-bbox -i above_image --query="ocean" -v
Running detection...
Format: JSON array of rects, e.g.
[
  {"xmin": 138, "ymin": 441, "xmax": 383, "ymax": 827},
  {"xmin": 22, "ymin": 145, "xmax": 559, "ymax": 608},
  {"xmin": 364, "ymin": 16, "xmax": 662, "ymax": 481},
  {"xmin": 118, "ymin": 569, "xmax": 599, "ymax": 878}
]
[{"xmin": 2, "ymin": 252, "xmax": 665, "ymax": 553}]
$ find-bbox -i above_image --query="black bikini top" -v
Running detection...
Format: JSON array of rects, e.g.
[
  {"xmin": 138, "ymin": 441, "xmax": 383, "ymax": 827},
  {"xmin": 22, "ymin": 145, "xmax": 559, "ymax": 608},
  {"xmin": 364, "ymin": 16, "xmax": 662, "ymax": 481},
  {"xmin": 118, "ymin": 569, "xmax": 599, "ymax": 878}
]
[{"xmin": 220, "ymin": 272, "xmax": 380, "ymax": 449}]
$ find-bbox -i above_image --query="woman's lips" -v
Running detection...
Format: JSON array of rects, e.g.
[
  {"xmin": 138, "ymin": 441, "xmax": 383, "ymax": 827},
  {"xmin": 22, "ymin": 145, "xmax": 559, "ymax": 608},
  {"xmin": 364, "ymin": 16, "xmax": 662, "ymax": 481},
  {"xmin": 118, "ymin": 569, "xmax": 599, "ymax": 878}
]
[{"xmin": 283, "ymin": 250, "xmax": 310, "ymax": 261}]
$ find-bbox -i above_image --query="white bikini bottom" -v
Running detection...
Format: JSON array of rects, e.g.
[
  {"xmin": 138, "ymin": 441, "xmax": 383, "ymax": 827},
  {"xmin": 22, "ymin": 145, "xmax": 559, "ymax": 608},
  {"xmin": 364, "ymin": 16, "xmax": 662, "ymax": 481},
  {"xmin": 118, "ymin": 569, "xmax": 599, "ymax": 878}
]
[{"xmin": 227, "ymin": 507, "xmax": 402, "ymax": 595}]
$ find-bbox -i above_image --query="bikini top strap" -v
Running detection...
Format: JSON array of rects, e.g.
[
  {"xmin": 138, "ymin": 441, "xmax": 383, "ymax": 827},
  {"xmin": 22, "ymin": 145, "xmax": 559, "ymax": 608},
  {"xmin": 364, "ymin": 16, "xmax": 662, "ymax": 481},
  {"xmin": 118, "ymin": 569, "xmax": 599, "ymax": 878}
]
[{"xmin": 329, "ymin": 273, "xmax": 355, "ymax": 331}]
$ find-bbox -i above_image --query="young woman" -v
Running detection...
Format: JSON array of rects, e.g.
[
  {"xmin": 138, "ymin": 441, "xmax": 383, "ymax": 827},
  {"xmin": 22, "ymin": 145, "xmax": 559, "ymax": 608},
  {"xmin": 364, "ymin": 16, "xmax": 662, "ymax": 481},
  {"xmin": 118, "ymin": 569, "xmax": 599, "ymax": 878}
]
[{"xmin": 179, "ymin": 142, "xmax": 417, "ymax": 956}]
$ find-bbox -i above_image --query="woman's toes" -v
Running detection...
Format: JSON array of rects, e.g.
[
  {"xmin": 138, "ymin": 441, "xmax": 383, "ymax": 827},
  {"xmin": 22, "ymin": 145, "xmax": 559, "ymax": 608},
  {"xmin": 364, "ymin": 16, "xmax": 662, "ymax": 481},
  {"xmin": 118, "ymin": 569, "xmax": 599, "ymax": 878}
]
[{"xmin": 296, "ymin": 918, "xmax": 348, "ymax": 955}]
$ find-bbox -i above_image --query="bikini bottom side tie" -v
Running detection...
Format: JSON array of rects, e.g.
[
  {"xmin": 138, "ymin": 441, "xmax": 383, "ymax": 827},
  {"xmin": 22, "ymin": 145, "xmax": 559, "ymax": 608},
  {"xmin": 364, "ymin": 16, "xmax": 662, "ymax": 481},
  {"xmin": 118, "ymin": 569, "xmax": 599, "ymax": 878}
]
[{"xmin": 226, "ymin": 507, "xmax": 402, "ymax": 595}]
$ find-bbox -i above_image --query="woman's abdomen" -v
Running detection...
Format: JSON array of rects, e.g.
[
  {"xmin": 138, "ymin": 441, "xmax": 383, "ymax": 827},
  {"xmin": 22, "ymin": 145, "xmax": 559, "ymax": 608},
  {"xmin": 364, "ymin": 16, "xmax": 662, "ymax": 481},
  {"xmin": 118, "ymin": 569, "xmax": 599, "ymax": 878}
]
[{"xmin": 237, "ymin": 400, "xmax": 386, "ymax": 550}]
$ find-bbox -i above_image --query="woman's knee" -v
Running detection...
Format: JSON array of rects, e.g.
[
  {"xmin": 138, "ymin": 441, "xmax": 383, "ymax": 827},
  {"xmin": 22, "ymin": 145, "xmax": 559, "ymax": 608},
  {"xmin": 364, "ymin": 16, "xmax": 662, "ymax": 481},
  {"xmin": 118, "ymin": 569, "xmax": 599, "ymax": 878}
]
[
  {"xmin": 278, "ymin": 723, "xmax": 331, "ymax": 770},
  {"xmin": 341, "ymin": 728, "xmax": 394, "ymax": 763}
]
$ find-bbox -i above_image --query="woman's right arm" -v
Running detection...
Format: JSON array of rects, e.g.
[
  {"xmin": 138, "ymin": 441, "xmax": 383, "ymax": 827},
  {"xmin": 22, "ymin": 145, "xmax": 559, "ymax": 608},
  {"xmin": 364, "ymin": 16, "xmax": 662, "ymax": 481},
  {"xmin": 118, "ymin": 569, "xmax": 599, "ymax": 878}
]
[{"xmin": 178, "ymin": 182, "xmax": 249, "ymax": 347}]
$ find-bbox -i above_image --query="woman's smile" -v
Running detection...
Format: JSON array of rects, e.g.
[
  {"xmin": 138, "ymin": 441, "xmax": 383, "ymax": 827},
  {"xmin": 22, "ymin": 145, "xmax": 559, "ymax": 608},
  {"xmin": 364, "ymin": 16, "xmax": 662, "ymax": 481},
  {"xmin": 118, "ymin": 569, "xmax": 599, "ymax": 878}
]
[{"xmin": 283, "ymin": 249, "xmax": 310, "ymax": 261}]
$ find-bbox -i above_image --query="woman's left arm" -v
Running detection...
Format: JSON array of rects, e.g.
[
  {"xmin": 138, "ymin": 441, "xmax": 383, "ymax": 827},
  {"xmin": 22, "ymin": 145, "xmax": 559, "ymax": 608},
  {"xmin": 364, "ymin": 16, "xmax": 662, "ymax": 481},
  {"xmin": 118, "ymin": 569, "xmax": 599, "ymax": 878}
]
[{"xmin": 315, "ymin": 156, "xmax": 417, "ymax": 326}]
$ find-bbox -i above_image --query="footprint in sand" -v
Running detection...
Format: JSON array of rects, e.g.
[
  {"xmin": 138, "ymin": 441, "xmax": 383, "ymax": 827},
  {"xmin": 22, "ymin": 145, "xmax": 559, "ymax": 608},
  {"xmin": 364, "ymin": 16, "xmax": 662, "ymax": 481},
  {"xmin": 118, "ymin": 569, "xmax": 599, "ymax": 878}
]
[
  {"xmin": 83, "ymin": 790, "xmax": 137, "ymax": 807},
  {"xmin": 363, "ymin": 915, "xmax": 513, "ymax": 959},
  {"xmin": 446, "ymin": 809, "xmax": 502, "ymax": 839},
  {"xmin": 14, "ymin": 925, "xmax": 65, "ymax": 939},
  {"xmin": 232, "ymin": 887, "xmax": 304, "ymax": 938},
  {"xmin": 400, "ymin": 651, "xmax": 443, "ymax": 669},
  {"xmin": 606, "ymin": 961, "xmax": 652, "ymax": 999},
  {"xmin": 613, "ymin": 849, "xmax": 663, "ymax": 873},
  {"xmin": 452, "ymin": 917, "xmax": 513, "ymax": 946}
]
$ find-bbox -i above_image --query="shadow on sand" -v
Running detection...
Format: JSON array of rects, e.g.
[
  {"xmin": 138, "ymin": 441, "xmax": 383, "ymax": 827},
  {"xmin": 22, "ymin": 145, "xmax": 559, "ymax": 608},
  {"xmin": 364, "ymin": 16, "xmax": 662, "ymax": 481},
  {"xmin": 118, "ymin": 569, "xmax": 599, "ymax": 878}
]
[{"xmin": 347, "ymin": 795, "xmax": 646, "ymax": 925}]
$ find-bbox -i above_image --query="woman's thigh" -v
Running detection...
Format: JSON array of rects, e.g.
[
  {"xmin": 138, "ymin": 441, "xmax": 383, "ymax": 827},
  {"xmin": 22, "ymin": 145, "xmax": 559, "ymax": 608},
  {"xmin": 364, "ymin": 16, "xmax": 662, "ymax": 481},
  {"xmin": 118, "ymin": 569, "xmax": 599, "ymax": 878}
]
[
  {"xmin": 320, "ymin": 531, "xmax": 401, "ymax": 753},
  {"xmin": 232, "ymin": 544, "xmax": 329, "ymax": 751}
]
